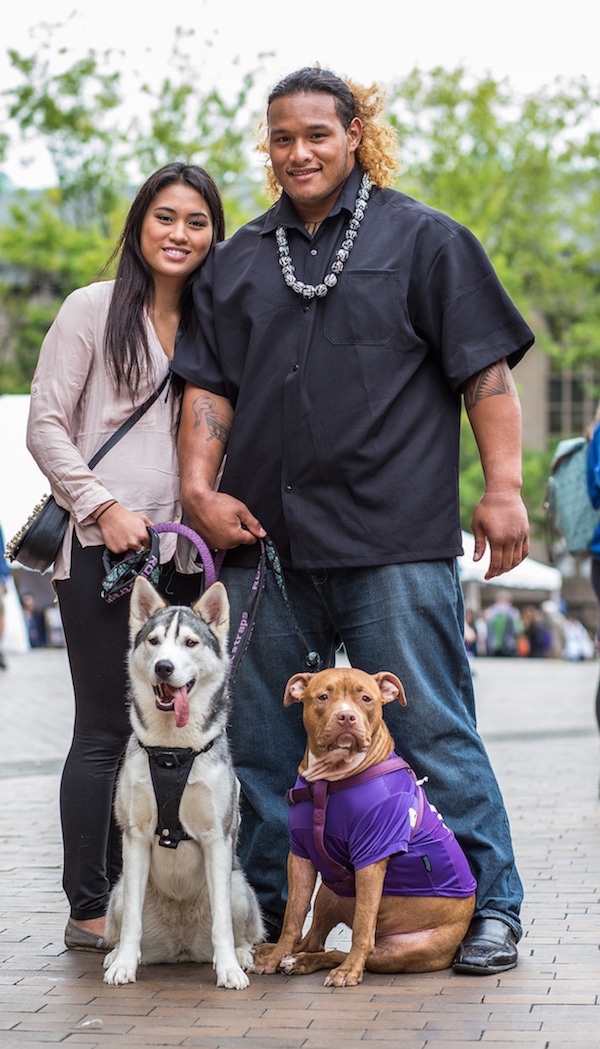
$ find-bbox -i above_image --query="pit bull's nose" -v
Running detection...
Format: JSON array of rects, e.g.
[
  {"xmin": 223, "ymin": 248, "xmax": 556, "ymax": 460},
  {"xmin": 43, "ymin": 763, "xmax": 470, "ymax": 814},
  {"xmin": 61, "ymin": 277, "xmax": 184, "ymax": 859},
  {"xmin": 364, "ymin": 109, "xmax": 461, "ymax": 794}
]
[
  {"xmin": 336, "ymin": 709, "xmax": 357, "ymax": 724},
  {"xmin": 155, "ymin": 659, "xmax": 175, "ymax": 680}
]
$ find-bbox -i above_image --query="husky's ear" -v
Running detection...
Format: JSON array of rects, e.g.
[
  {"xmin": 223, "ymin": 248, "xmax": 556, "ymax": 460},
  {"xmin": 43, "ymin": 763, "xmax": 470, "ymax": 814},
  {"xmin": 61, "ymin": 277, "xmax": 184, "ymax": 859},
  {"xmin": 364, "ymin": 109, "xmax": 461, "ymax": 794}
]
[
  {"xmin": 129, "ymin": 576, "xmax": 167, "ymax": 633},
  {"xmin": 194, "ymin": 581, "xmax": 230, "ymax": 642}
]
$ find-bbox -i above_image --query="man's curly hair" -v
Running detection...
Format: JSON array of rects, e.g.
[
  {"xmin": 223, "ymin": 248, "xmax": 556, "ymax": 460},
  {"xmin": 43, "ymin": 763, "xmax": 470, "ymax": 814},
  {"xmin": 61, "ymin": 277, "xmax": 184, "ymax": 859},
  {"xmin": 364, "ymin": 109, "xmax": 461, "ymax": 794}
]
[{"xmin": 257, "ymin": 67, "xmax": 400, "ymax": 200}]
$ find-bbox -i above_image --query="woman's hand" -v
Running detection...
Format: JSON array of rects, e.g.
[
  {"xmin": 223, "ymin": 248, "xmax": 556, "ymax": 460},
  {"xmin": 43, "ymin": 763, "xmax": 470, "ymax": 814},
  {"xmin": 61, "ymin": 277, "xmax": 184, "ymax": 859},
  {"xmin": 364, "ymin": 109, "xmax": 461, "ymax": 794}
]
[{"xmin": 93, "ymin": 501, "xmax": 153, "ymax": 554}]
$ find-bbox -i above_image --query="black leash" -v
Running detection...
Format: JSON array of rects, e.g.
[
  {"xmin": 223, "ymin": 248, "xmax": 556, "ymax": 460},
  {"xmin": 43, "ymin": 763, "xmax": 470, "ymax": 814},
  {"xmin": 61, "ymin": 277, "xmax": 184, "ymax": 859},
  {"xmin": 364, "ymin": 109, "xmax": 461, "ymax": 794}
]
[
  {"xmin": 228, "ymin": 537, "xmax": 321, "ymax": 687},
  {"xmin": 263, "ymin": 537, "xmax": 321, "ymax": 671},
  {"xmin": 126, "ymin": 524, "xmax": 322, "ymax": 683}
]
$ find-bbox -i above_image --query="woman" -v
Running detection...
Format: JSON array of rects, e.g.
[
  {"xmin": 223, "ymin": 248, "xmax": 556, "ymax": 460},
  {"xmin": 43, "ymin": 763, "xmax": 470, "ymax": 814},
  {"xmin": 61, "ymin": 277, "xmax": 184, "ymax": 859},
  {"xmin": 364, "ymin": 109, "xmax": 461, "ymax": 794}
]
[{"xmin": 26, "ymin": 163, "xmax": 225, "ymax": 950}]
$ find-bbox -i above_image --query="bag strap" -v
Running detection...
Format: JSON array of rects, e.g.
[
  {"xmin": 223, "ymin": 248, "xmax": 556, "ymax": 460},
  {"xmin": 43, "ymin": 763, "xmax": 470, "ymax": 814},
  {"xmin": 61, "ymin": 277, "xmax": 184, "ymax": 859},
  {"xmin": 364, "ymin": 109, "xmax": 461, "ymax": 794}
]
[{"xmin": 87, "ymin": 371, "xmax": 170, "ymax": 470}]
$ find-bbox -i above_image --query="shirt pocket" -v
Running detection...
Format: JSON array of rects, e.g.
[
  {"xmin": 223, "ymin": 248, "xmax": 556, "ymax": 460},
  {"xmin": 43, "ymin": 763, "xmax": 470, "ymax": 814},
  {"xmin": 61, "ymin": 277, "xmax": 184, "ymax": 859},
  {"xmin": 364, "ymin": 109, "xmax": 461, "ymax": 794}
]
[{"xmin": 323, "ymin": 270, "xmax": 401, "ymax": 346}]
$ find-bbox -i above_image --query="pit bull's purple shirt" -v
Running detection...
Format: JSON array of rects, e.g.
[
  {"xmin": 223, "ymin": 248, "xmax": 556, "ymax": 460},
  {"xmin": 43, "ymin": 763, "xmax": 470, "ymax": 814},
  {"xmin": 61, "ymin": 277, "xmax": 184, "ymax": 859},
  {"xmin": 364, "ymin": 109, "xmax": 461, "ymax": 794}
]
[{"xmin": 288, "ymin": 761, "xmax": 476, "ymax": 898}]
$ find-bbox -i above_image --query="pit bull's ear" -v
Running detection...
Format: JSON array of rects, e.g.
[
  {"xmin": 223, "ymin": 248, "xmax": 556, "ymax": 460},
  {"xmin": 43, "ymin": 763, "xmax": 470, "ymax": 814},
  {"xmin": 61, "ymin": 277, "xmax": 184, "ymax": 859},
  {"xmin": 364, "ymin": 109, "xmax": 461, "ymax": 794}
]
[
  {"xmin": 374, "ymin": 672, "xmax": 407, "ymax": 707},
  {"xmin": 283, "ymin": 673, "xmax": 312, "ymax": 707}
]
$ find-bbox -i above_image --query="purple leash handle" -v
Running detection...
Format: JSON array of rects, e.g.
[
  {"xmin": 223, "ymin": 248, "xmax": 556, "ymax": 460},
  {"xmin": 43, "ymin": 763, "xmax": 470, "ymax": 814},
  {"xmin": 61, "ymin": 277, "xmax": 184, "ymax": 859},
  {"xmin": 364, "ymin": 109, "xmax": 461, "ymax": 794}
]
[{"xmin": 152, "ymin": 522, "xmax": 225, "ymax": 588}]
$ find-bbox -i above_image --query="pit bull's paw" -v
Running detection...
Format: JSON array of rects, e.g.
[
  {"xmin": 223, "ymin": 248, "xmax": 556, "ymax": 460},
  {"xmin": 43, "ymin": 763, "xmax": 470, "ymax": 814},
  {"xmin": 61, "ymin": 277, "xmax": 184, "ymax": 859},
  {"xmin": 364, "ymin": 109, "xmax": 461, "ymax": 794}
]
[
  {"xmin": 216, "ymin": 963, "xmax": 250, "ymax": 990},
  {"xmin": 279, "ymin": 951, "xmax": 329, "ymax": 976},
  {"xmin": 324, "ymin": 966, "xmax": 363, "ymax": 987},
  {"xmin": 279, "ymin": 953, "xmax": 298, "ymax": 974},
  {"xmin": 103, "ymin": 950, "xmax": 140, "ymax": 986},
  {"xmin": 250, "ymin": 944, "xmax": 284, "ymax": 974}
]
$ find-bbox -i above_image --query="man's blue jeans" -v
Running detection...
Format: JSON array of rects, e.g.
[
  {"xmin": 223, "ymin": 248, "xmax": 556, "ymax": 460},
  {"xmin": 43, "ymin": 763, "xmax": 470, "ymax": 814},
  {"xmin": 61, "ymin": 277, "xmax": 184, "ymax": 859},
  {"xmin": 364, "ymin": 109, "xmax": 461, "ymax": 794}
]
[{"xmin": 221, "ymin": 558, "xmax": 523, "ymax": 939}]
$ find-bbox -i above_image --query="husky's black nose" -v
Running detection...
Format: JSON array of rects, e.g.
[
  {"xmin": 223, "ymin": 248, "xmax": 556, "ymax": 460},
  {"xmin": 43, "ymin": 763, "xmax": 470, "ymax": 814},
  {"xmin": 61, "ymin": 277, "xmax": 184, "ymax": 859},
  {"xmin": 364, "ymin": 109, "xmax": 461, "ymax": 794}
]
[{"xmin": 155, "ymin": 660, "xmax": 175, "ymax": 681}]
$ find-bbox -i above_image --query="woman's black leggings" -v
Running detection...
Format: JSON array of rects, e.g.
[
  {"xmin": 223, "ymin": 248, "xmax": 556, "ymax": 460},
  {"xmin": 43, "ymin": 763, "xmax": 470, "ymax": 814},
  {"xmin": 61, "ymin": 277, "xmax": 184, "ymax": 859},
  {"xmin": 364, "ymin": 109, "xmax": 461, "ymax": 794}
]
[{"xmin": 56, "ymin": 537, "xmax": 202, "ymax": 921}]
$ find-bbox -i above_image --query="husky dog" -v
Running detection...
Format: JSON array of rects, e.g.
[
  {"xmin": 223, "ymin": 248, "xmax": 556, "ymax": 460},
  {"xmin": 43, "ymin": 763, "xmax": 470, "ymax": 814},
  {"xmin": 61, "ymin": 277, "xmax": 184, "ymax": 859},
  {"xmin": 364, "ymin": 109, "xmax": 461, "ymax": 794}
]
[{"xmin": 103, "ymin": 576, "xmax": 264, "ymax": 990}]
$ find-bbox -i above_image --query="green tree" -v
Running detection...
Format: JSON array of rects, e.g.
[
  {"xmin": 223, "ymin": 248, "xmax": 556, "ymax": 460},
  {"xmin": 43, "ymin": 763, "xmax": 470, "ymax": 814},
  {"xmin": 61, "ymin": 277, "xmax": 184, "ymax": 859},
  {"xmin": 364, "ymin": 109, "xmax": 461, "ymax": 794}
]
[
  {"xmin": 0, "ymin": 25, "xmax": 267, "ymax": 392},
  {"xmin": 387, "ymin": 68, "xmax": 600, "ymax": 370},
  {"xmin": 0, "ymin": 193, "xmax": 118, "ymax": 392},
  {"xmin": 2, "ymin": 53, "xmax": 600, "ymax": 547},
  {"xmin": 385, "ymin": 68, "xmax": 600, "ymax": 534},
  {"xmin": 132, "ymin": 28, "xmax": 265, "ymax": 232}
]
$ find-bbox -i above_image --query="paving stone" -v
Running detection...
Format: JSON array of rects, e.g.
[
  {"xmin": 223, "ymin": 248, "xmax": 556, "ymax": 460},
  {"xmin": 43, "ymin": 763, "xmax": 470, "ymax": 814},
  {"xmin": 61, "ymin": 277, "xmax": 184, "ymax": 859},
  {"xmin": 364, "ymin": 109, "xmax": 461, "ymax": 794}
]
[{"xmin": 1, "ymin": 650, "xmax": 600, "ymax": 1046}]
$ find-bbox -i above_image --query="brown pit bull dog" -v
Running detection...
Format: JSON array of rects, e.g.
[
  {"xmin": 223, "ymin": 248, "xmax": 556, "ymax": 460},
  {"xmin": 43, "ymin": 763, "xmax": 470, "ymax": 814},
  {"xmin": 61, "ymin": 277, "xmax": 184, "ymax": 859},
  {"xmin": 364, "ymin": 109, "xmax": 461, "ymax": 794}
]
[{"xmin": 251, "ymin": 667, "xmax": 476, "ymax": 987}]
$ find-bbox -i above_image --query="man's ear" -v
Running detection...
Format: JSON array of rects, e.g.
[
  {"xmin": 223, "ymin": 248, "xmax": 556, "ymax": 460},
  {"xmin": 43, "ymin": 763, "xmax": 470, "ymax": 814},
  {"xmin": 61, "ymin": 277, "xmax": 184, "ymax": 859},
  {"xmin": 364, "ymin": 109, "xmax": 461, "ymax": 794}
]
[{"xmin": 347, "ymin": 116, "xmax": 363, "ymax": 154}]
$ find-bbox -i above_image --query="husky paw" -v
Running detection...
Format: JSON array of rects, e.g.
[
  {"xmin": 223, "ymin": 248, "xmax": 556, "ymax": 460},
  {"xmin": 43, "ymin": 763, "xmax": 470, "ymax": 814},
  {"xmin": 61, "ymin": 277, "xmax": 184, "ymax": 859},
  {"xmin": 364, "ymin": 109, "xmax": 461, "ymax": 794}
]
[
  {"xmin": 216, "ymin": 964, "xmax": 250, "ymax": 990},
  {"xmin": 235, "ymin": 945, "xmax": 254, "ymax": 971},
  {"xmin": 102, "ymin": 947, "xmax": 118, "ymax": 970},
  {"xmin": 103, "ymin": 950, "xmax": 140, "ymax": 985}
]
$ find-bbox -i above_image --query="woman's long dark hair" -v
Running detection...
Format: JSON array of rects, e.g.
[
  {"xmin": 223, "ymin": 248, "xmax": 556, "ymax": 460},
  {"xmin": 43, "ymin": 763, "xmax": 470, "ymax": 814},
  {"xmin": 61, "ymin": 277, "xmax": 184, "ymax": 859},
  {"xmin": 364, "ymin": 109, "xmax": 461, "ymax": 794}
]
[{"xmin": 102, "ymin": 163, "xmax": 225, "ymax": 399}]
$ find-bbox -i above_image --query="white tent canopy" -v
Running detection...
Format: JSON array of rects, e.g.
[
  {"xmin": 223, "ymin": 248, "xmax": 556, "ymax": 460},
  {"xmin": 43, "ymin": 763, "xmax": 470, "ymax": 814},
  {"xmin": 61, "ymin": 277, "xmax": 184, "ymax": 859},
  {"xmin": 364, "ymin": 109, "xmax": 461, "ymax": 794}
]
[
  {"xmin": 459, "ymin": 531, "xmax": 562, "ymax": 593},
  {"xmin": 0, "ymin": 395, "xmax": 49, "ymax": 543}
]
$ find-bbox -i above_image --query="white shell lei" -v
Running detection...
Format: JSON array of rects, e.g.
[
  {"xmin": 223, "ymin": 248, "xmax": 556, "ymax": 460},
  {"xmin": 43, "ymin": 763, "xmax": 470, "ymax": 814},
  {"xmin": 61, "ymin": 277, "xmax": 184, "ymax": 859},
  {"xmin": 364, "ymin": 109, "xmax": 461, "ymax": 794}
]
[{"xmin": 275, "ymin": 173, "xmax": 372, "ymax": 300}]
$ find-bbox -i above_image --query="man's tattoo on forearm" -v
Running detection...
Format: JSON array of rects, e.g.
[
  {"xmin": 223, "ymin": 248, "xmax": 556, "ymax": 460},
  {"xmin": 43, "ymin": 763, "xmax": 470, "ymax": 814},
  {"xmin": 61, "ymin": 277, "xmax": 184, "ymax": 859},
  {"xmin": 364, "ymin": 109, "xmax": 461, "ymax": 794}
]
[
  {"xmin": 191, "ymin": 394, "xmax": 230, "ymax": 445},
  {"xmin": 463, "ymin": 361, "xmax": 516, "ymax": 411}
]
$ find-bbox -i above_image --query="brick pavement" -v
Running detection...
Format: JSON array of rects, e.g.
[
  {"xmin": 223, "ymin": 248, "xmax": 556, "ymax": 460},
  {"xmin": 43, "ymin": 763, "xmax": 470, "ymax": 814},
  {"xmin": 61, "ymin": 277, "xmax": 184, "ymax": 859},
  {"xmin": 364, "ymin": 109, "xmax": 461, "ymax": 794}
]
[{"xmin": 1, "ymin": 648, "xmax": 600, "ymax": 1048}]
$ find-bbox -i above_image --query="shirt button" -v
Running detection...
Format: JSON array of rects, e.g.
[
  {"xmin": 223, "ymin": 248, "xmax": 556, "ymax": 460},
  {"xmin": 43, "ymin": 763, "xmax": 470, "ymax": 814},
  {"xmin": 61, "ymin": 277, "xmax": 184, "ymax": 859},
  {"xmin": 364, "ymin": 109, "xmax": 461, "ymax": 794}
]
[
  {"xmin": 292, "ymin": 364, "xmax": 299, "ymax": 371},
  {"xmin": 310, "ymin": 249, "xmax": 318, "ymax": 256},
  {"xmin": 285, "ymin": 485, "xmax": 293, "ymax": 492},
  {"xmin": 303, "ymin": 305, "xmax": 310, "ymax": 312}
]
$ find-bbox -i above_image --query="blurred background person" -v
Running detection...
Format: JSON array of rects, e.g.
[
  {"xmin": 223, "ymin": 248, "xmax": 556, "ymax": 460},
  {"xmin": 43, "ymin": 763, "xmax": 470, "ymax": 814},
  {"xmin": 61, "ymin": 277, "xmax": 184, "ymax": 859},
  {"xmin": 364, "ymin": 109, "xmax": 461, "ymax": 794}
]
[
  {"xmin": 20, "ymin": 592, "xmax": 47, "ymax": 648},
  {"xmin": 485, "ymin": 594, "xmax": 524, "ymax": 657}
]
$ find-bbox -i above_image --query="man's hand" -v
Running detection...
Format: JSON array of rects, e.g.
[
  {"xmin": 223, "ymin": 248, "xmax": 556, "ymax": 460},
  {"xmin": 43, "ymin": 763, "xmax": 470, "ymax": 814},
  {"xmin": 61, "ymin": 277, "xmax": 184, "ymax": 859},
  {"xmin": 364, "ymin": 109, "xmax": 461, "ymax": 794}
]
[
  {"xmin": 182, "ymin": 488, "xmax": 265, "ymax": 550},
  {"xmin": 471, "ymin": 490, "xmax": 529, "ymax": 579},
  {"xmin": 463, "ymin": 358, "xmax": 530, "ymax": 579}
]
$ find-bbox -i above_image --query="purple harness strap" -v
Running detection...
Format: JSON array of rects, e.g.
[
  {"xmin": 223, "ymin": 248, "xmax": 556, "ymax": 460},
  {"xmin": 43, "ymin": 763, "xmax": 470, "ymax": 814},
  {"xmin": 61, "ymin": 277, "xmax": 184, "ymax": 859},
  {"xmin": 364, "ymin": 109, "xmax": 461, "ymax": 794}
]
[{"xmin": 286, "ymin": 755, "xmax": 425, "ymax": 894}]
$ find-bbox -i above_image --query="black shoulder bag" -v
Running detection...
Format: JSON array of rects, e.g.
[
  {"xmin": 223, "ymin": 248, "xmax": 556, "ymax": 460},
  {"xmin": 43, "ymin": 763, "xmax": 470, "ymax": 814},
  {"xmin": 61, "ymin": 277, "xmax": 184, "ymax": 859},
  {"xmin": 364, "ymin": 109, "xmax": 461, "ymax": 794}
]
[{"xmin": 5, "ymin": 373, "xmax": 170, "ymax": 573}]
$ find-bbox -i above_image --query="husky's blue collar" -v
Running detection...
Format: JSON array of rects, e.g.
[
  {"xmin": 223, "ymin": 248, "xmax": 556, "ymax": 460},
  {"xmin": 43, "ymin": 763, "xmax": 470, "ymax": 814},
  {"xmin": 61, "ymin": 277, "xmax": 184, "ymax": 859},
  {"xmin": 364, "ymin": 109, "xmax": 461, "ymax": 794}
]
[{"xmin": 138, "ymin": 737, "xmax": 218, "ymax": 849}]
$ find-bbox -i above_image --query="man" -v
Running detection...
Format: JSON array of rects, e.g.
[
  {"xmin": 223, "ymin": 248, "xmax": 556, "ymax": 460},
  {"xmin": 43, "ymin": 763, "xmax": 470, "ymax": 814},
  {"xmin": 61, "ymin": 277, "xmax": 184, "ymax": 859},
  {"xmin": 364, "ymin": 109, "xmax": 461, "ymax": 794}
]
[{"xmin": 171, "ymin": 67, "xmax": 534, "ymax": 975}]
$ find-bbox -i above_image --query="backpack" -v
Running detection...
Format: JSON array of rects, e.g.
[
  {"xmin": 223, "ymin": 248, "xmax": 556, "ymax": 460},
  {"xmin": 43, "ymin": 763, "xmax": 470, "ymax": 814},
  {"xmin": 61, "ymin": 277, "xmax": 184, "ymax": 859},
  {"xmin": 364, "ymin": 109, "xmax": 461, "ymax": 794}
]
[{"xmin": 545, "ymin": 436, "xmax": 600, "ymax": 557}]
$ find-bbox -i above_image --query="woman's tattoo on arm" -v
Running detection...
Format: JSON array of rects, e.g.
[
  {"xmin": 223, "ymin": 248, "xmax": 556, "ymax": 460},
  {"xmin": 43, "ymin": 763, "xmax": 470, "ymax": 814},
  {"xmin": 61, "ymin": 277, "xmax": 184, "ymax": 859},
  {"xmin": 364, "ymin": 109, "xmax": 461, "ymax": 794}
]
[
  {"xmin": 463, "ymin": 360, "xmax": 516, "ymax": 411},
  {"xmin": 191, "ymin": 394, "xmax": 230, "ymax": 445}
]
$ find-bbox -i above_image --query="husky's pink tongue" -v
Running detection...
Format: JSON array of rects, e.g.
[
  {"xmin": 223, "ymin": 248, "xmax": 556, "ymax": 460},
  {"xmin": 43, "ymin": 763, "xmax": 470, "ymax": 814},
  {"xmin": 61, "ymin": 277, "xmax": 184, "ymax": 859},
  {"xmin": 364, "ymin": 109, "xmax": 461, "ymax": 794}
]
[{"xmin": 172, "ymin": 687, "xmax": 190, "ymax": 728}]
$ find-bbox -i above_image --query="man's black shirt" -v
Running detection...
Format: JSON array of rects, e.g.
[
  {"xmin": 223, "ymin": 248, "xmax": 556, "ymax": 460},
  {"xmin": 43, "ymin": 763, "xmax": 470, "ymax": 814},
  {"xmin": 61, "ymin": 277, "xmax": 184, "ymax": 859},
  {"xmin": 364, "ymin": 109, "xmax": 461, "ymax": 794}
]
[{"xmin": 172, "ymin": 165, "xmax": 534, "ymax": 570}]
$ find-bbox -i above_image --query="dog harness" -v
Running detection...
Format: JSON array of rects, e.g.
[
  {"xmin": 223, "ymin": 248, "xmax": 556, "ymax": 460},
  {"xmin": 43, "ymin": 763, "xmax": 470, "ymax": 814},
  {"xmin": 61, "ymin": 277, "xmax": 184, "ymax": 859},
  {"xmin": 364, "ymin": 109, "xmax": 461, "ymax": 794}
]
[
  {"xmin": 287, "ymin": 756, "xmax": 423, "ymax": 894},
  {"xmin": 140, "ymin": 739, "xmax": 217, "ymax": 849},
  {"xmin": 287, "ymin": 754, "xmax": 476, "ymax": 898}
]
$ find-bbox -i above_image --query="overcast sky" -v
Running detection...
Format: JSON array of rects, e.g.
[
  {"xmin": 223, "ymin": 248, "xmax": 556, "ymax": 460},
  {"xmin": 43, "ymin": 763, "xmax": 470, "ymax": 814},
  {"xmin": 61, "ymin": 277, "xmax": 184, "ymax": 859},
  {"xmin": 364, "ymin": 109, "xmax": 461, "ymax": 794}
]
[{"xmin": 2, "ymin": 0, "xmax": 598, "ymax": 187}]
